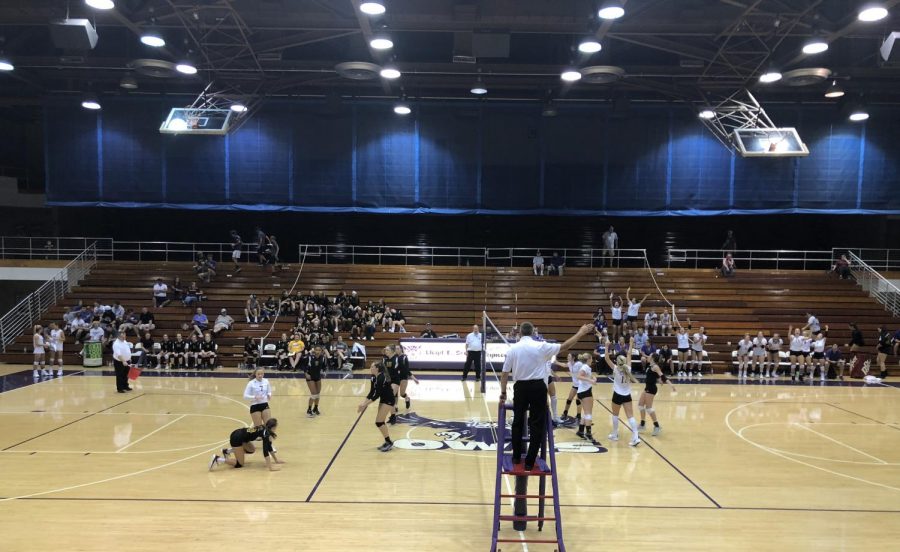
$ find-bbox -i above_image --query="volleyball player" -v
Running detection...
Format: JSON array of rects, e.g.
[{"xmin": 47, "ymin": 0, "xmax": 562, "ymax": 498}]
[
  {"xmin": 188, "ymin": 334, "xmax": 202, "ymax": 368},
  {"xmin": 799, "ymin": 329, "xmax": 813, "ymax": 382},
  {"xmin": 209, "ymin": 418, "xmax": 283, "ymax": 471},
  {"xmin": 811, "ymin": 332, "xmax": 827, "ymax": 380},
  {"xmin": 659, "ymin": 310, "xmax": 672, "ymax": 337},
  {"xmin": 788, "ymin": 326, "xmax": 805, "ymax": 381},
  {"xmin": 544, "ymin": 358, "xmax": 565, "ymax": 425},
  {"xmin": 572, "ymin": 353, "xmax": 600, "ymax": 444},
  {"xmin": 199, "ymin": 332, "xmax": 217, "ymax": 369},
  {"xmin": 767, "ymin": 332, "xmax": 783, "ymax": 378},
  {"xmin": 690, "ymin": 326, "xmax": 707, "ymax": 378},
  {"xmin": 159, "ymin": 334, "xmax": 174, "ymax": 368},
  {"xmin": 603, "ymin": 337, "xmax": 641, "ymax": 447},
  {"xmin": 557, "ymin": 353, "xmax": 582, "ymax": 422},
  {"xmin": 752, "ymin": 331, "xmax": 768, "ymax": 378},
  {"xmin": 394, "ymin": 344, "xmax": 419, "ymax": 413},
  {"xmin": 609, "ymin": 292, "xmax": 623, "ymax": 341},
  {"xmin": 638, "ymin": 356, "xmax": 675, "ymax": 436},
  {"xmin": 48, "ymin": 322, "xmax": 64, "ymax": 376},
  {"xmin": 172, "ymin": 333, "xmax": 187, "ymax": 369},
  {"xmin": 358, "ymin": 361, "xmax": 396, "ymax": 452},
  {"xmin": 876, "ymin": 326, "xmax": 891, "ymax": 379},
  {"xmin": 305, "ymin": 345, "xmax": 326, "ymax": 417},
  {"xmin": 625, "ymin": 287, "xmax": 651, "ymax": 333},
  {"xmin": 274, "ymin": 332, "xmax": 289, "ymax": 371},
  {"xmin": 736, "ymin": 333, "xmax": 753, "ymax": 378},
  {"xmin": 675, "ymin": 323, "xmax": 691, "ymax": 377},
  {"xmin": 32, "ymin": 325, "xmax": 47, "ymax": 377},
  {"xmin": 243, "ymin": 367, "xmax": 273, "ymax": 426}
]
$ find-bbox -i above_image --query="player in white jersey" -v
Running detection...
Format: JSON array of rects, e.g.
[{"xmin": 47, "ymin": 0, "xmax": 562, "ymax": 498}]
[
  {"xmin": 810, "ymin": 333, "xmax": 827, "ymax": 381},
  {"xmin": 788, "ymin": 326, "xmax": 805, "ymax": 381},
  {"xmin": 736, "ymin": 334, "xmax": 753, "ymax": 378},
  {"xmin": 48, "ymin": 322, "xmax": 65, "ymax": 376},
  {"xmin": 609, "ymin": 292, "xmax": 624, "ymax": 341},
  {"xmin": 690, "ymin": 326, "xmax": 708, "ymax": 377},
  {"xmin": 752, "ymin": 331, "xmax": 768, "ymax": 378},
  {"xmin": 544, "ymin": 358, "xmax": 563, "ymax": 425},
  {"xmin": 659, "ymin": 311, "xmax": 672, "ymax": 337},
  {"xmin": 572, "ymin": 353, "xmax": 600, "ymax": 444},
  {"xmin": 799, "ymin": 330, "xmax": 813, "ymax": 382},
  {"xmin": 603, "ymin": 337, "xmax": 641, "ymax": 446},
  {"xmin": 625, "ymin": 287, "xmax": 651, "ymax": 333},
  {"xmin": 675, "ymin": 323, "xmax": 691, "ymax": 377},
  {"xmin": 767, "ymin": 333, "xmax": 783, "ymax": 378},
  {"xmin": 33, "ymin": 325, "xmax": 47, "ymax": 377},
  {"xmin": 557, "ymin": 353, "xmax": 582, "ymax": 422}
]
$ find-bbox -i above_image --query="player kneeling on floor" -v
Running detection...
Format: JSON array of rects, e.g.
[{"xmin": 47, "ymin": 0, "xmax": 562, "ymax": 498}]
[{"xmin": 209, "ymin": 418, "xmax": 284, "ymax": 472}]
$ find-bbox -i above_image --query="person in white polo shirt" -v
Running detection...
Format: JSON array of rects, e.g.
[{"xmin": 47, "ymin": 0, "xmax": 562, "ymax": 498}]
[
  {"xmin": 112, "ymin": 332, "xmax": 133, "ymax": 393},
  {"xmin": 462, "ymin": 324, "xmax": 482, "ymax": 381},
  {"xmin": 500, "ymin": 321, "xmax": 594, "ymax": 472}
]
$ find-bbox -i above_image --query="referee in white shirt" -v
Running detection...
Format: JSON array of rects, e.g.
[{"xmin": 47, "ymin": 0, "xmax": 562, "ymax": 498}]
[
  {"xmin": 462, "ymin": 324, "xmax": 482, "ymax": 381},
  {"xmin": 500, "ymin": 321, "xmax": 594, "ymax": 471},
  {"xmin": 112, "ymin": 332, "xmax": 132, "ymax": 393}
]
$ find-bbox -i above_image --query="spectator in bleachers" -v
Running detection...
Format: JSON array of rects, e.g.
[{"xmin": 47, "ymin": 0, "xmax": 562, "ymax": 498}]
[
  {"xmin": 639, "ymin": 339, "xmax": 654, "ymax": 373},
  {"xmin": 191, "ymin": 307, "xmax": 209, "ymax": 338},
  {"xmin": 254, "ymin": 226, "xmax": 270, "ymax": 266},
  {"xmin": 112, "ymin": 301, "xmax": 125, "ymax": 325},
  {"xmin": 212, "ymin": 309, "xmax": 234, "ymax": 336},
  {"xmin": 659, "ymin": 310, "xmax": 672, "ymax": 337},
  {"xmin": 82, "ymin": 320, "xmax": 106, "ymax": 354},
  {"xmin": 825, "ymin": 343, "xmax": 845, "ymax": 380},
  {"xmin": 644, "ymin": 309, "xmax": 659, "ymax": 336},
  {"xmin": 287, "ymin": 333, "xmax": 306, "ymax": 371},
  {"xmin": 548, "ymin": 252, "xmax": 565, "ymax": 276},
  {"xmin": 721, "ymin": 229, "xmax": 737, "ymax": 254},
  {"xmin": 194, "ymin": 253, "xmax": 215, "ymax": 283},
  {"xmin": 245, "ymin": 294, "xmax": 261, "ymax": 324},
  {"xmin": 279, "ymin": 290, "xmax": 296, "ymax": 315},
  {"xmin": 831, "ymin": 254, "xmax": 851, "ymax": 279},
  {"xmin": 199, "ymin": 333, "xmax": 218, "ymax": 369},
  {"xmin": 420, "ymin": 323, "xmax": 438, "ymax": 338},
  {"xmin": 633, "ymin": 326, "xmax": 649, "ymax": 352},
  {"xmin": 719, "ymin": 253, "xmax": 735, "ymax": 278},
  {"xmin": 243, "ymin": 337, "xmax": 259, "ymax": 370},
  {"xmin": 99, "ymin": 307, "xmax": 117, "ymax": 337},
  {"xmin": 63, "ymin": 300, "xmax": 85, "ymax": 326},
  {"xmin": 170, "ymin": 276, "xmax": 184, "ymax": 304},
  {"xmin": 268, "ymin": 235, "xmax": 281, "ymax": 272},
  {"xmin": 332, "ymin": 336, "xmax": 350, "ymax": 370},
  {"xmin": 183, "ymin": 282, "xmax": 204, "ymax": 307},
  {"xmin": 653, "ymin": 344, "xmax": 673, "ymax": 376},
  {"xmin": 69, "ymin": 315, "xmax": 89, "ymax": 344},
  {"xmin": 152, "ymin": 278, "xmax": 169, "ymax": 307},
  {"xmin": 601, "ymin": 226, "xmax": 618, "ymax": 267},
  {"xmin": 119, "ymin": 308, "xmax": 141, "ymax": 339},
  {"xmin": 532, "ymin": 251, "xmax": 545, "ymax": 276},
  {"xmin": 229, "ymin": 230, "xmax": 243, "ymax": 274},
  {"xmin": 137, "ymin": 306, "xmax": 156, "ymax": 335},
  {"xmin": 389, "ymin": 308, "xmax": 407, "ymax": 333},
  {"xmin": 262, "ymin": 295, "xmax": 278, "ymax": 322}
]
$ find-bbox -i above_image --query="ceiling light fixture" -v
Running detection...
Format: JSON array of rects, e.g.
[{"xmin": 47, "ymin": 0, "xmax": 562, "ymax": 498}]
[
  {"xmin": 858, "ymin": 4, "xmax": 889, "ymax": 22},
  {"xmin": 140, "ymin": 32, "xmax": 165, "ymax": 48},
  {"xmin": 81, "ymin": 96, "xmax": 101, "ymax": 110},
  {"xmin": 698, "ymin": 108, "xmax": 716, "ymax": 119},
  {"xmin": 370, "ymin": 35, "xmax": 393, "ymax": 50},
  {"xmin": 849, "ymin": 109, "xmax": 869, "ymax": 122},
  {"xmin": 824, "ymin": 80, "xmax": 844, "ymax": 98},
  {"xmin": 758, "ymin": 67, "xmax": 783, "ymax": 83},
  {"xmin": 119, "ymin": 75, "xmax": 138, "ymax": 89},
  {"xmin": 230, "ymin": 104, "xmax": 248, "ymax": 113},
  {"xmin": 802, "ymin": 35, "xmax": 829, "ymax": 55},
  {"xmin": 598, "ymin": 2, "xmax": 625, "ymax": 20},
  {"xmin": 360, "ymin": 1, "xmax": 386, "ymax": 15},
  {"xmin": 560, "ymin": 69, "xmax": 582, "ymax": 82},
  {"xmin": 85, "ymin": 0, "xmax": 115, "ymax": 9},
  {"xmin": 578, "ymin": 38, "xmax": 602, "ymax": 53},
  {"xmin": 470, "ymin": 82, "xmax": 488, "ymax": 95},
  {"xmin": 175, "ymin": 62, "xmax": 198, "ymax": 75},
  {"xmin": 0, "ymin": 58, "xmax": 13, "ymax": 71},
  {"xmin": 394, "ymin": 103, "xmax": 411, "ymax": 115},
  {"xmin": 379, "ymin": 66, "xmax": 401, "ymax": 79}
]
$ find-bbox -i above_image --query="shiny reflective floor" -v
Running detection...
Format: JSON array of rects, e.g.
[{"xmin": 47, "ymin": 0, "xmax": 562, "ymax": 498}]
[{"xmin": 0, "ymin": 366, "xmax": 898, "ymax": 551}]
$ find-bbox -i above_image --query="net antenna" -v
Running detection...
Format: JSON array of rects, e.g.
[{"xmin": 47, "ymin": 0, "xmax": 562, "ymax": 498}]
[
  {"xmin": 640, "ymin": 250, "xmax": 682, "ymax": 328},
  {"xmin": 480, "ymin": 311, "xmax": 514, "ymax": 395}
]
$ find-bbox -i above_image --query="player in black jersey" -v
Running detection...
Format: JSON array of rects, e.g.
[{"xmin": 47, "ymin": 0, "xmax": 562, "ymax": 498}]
[
  {"xmin": 305, "ymin": 345, "xmax": 327, "ymax": 417},
  {"xmin": 358, "ymin": 361, "xmax": 396, "ymax": 452},
  {"xmin": 638, "ymin": 358, "xmax": 675, "ymax": 436},
  {"xmin": 188, "ymin": 334, "xmax": 202, "ymax": 368},
  {"xmin": 199, "ymin": 333, "xmax": 217, "ymax": 369},
  {"xmin": 159, "ymin": 334, "xmax": 175, "ymax": 369},
  {"xmin": 876, "ymin": 326, "xmax": 891, "ymax": 379},
  {"xmin": 381, "ymin": 346, "xmax": 401, "ymax": 424},
  {"xmin": 393, "ymin": 344, "xmax": 419, "ymax": 414},
  {"xmin": 209, "ymin": 418, "xmax": 284, "ymax": 471},
  {"xmin": 172, "ymin": 333, "xmax": 188, "ymax": 368},
  {"xmin": 274, "ymin": 333, "xmax": 289, "ymax": 371}
]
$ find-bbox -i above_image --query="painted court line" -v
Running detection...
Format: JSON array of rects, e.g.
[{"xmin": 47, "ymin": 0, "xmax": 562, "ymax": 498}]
[
  {"xmin": 792, "ymin": 423, "xmax": 887, "ymax": 464},
  {"xmin": 116, "ymin": 414, "xmax": 187, "ymax": 453},
  {"xmin": 305, "ymin": 409, "xmax": 365, "ymax": 502}
]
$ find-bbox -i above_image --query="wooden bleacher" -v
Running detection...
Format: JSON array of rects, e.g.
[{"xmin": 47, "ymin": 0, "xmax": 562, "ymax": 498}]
[{"xmin": 1, "ymin": 262, "xmax": 897, "ymax": 375}]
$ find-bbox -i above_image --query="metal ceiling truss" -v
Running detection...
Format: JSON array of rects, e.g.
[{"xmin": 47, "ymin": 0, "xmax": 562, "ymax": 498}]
[{"xmin": 699, "ymin": 89, "xmax": 776, "ymax": 152}]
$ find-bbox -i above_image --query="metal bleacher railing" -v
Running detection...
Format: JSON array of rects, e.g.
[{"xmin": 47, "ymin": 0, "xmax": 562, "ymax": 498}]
[
  {"xmin": 0, "ymin": 242, "xmax": 98, "ymax": 352},
  {"xmin": 847, "ymin": 252, "xmax": 900, "ymax": 318},
  {"xmin": 666, "ymin": 248, "xmax": 900, "ymax": 271},
  {"xmin": 295, "ymin": 245, "xmax": 650, "ymax": 268}
]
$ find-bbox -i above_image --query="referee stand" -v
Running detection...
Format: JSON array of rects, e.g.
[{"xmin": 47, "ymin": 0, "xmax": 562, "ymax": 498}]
[{"xmin": 490, "ymin": 400, "xmax": 565, "ymax": 552}]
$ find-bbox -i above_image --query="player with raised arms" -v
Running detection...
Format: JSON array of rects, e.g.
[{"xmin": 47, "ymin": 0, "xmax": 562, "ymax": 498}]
[{"xmin": 604, "ymin": 336, "xmax": 641, "ymax": 446}]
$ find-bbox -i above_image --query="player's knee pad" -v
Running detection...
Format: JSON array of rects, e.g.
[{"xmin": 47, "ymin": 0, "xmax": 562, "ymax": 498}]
[
  {"xmin": 375, "ymin": 421, "xmax": 385, "ymax": 428},
  {"xmin": 646, "ymin": 408, "xmax": 655, "ymax": 414},
  {"xmin": 575, "ymin": 399, "xmax": 581, "ymax": 406},
  {"xmin": 638, "ymin": 405, "xmax": 646, "ymax": 413},
  {"xmin": 583, "ymin": 414, "xmax": 592, "ymax": 421},
  {"xmin": 401, "ymin": 393, "xmax": 408, "ymax": 398}
]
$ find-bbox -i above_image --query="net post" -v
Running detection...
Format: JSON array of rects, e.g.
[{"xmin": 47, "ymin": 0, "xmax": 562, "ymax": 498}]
[{"xmin": 480, "ymin": 310, "xmax": 487, "ymax": 394}]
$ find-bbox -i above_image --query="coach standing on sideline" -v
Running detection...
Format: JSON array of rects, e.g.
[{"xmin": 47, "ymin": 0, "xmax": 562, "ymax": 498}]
[
  {"xmin": 112, "ymin": 333, "xmax": 132, "ymax": 393},
  {"xmin": 462, "ymin": 324, "xmax": 482, "ymax": 381},
  {"xmin": 500, "ymin": 322, "xmax": 594, "ymax": 471}
]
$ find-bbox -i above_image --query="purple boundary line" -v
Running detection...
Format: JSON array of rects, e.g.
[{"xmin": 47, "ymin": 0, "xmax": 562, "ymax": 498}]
[
  {"xmin": 304, "ymin": 409, "xmax": 365, "ymax": 502},
  {"xmin": 595, "ymin": 398, "xmax": 722, "ymax": 508},
  {"xmin": 826, "ymin": 402, "xmax": 900, "ymax": 431}
]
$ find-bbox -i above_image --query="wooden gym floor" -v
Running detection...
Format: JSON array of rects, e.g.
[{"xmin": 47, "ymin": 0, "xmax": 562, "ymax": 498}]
[{"xmin": 0, "ymin": 365, "xmax": 898, "ymax": 551}]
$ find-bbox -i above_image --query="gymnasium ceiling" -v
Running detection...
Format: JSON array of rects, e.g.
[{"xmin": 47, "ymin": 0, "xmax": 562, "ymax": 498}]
[{"xmin": 1, "ymin": 0, "xmax": 900, "ymax": 110}]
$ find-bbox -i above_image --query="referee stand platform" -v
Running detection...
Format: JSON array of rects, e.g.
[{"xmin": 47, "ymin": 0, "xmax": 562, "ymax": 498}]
[{"xmin": 491, "ymin": 400, "xmax": 565, "ymax": 552}]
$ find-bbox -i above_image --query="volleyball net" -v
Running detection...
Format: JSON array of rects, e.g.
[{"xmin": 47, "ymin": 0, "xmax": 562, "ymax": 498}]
[{"xmin": 480, "ymin": 311, "xmax": 514, "ymax": 394}]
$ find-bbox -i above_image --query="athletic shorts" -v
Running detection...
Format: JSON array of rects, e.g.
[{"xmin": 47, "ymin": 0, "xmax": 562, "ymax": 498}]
[
  {"xmin": 626, "ymin": 316, "xmax": 637, "ymax": 322},
  {"xmin": 789, "ymin": 350, "xmax": 801, "ymax": 357},
  {"xmin": 154, "ymin": 296, "xmax": 166, "ymax": 307},
  {"xmin": 799, "ymin": 352, "xmax": 809, "ymax": 358},
  {"xmin": 677, "ymin": 348, "xmax": 689, "ymax": 354},
  {"xmin": 229, "ymin": 429, "xmax": 246, "ymax": 448},
  {"xmin": 612, "ymin": 392, "xmax": 632, "ymax": 405},
  {"xmin": 644, "ymin": 384, "xmax": 658, "ymax": 395},
  {"xmin": 250, "ymin": 402, "xmax": 269, "ymax": 414},
  {"xmin": 547, "ymin": 374, "xmax": 555, "ymax": 384},
  {"xmin": 389, "ymin": 376, "xmax": 401, "ymax": 386},
  {"xmin": 33, "ymin": 347, "xmax": 44, "ymax": 355},
  {"xmin": 813, "ymin": 352, "xmax": 825, "ymax": 360},
  {"xmin": 306, "ymin": 372, "xmax": 322, "ymax": 383},
  {"xmin": 232, "ymin": 250, "xmax": 241, "ymax": 260},
  {"xmin": 399, "ymin": 371, "xmax": 412, "ymax": 381},
  {"xmin": 576, "ymin": 388, "xmax": 593, "ymax": 400},
  {"xmin": 877, "ymin": 346, "xmax": 891, "ymax": 355},
  {"xmin": 612, "ymin": 319, "xmax": 622, "ymax": 326},
  {"xmin": 379, "ymin": 393, "xmax": 396, "ymax": 406}
]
